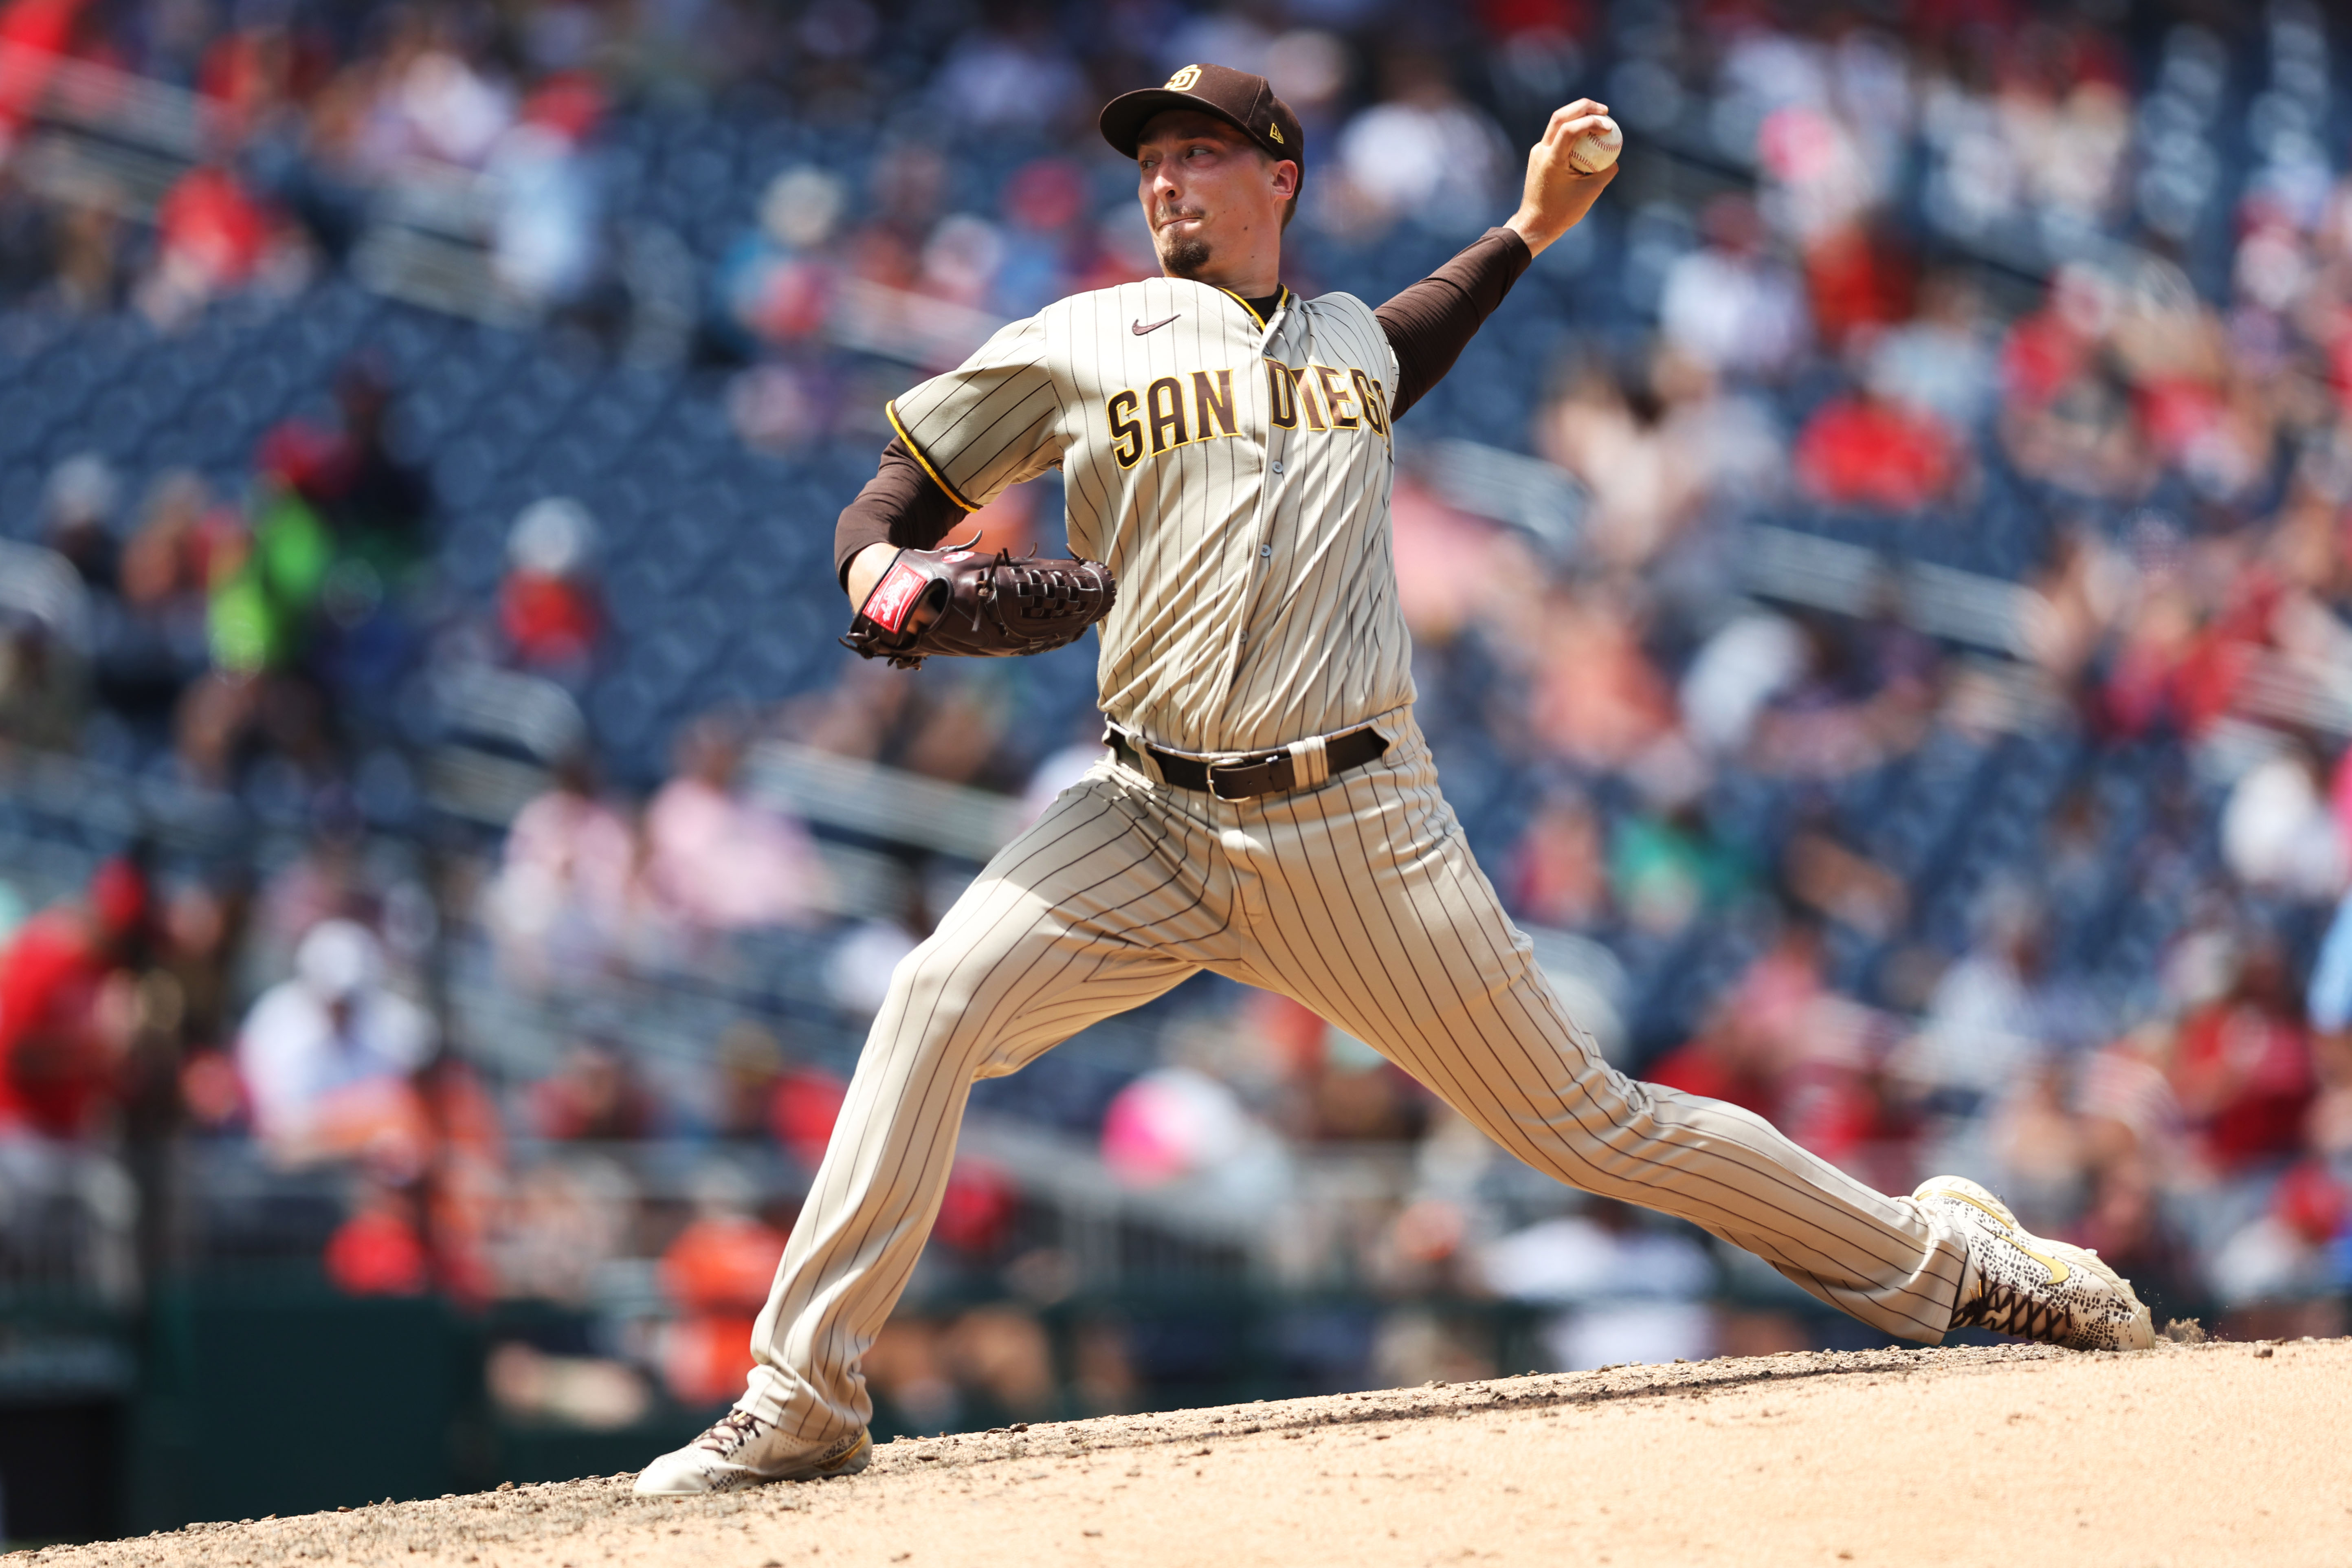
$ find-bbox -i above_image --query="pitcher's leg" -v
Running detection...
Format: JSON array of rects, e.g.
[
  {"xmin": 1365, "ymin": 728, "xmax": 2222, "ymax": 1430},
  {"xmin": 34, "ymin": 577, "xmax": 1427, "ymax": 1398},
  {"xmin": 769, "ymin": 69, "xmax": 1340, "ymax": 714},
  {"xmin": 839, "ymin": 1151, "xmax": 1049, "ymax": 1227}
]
[
  {"xmin": 1230, "ymin": 727, "xmax": 1968, "ymax": 1342},
  {"xmin": 740, "ymin": 773, "xmax": 1224, "ymax": 1445}
]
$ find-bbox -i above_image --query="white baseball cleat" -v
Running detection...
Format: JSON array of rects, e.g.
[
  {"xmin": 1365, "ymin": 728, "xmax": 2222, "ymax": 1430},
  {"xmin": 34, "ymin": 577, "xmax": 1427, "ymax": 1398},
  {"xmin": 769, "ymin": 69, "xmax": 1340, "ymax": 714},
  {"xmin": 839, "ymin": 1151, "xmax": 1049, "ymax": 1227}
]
[
  {"xmin": 1913, "ymin": 1175, "xmax": 2154, "ymax": 1352},
  {"xmin": 632, "ymin": 1410, "xmax": 872, "ymax": 1495}
]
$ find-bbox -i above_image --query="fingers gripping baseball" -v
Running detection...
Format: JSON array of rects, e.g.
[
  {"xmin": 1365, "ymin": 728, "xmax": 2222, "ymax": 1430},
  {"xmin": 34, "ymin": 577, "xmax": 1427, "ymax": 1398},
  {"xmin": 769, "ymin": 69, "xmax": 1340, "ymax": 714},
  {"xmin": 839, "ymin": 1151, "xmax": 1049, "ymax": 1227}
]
[{"xmin": 1506, "ymin": 98, "xmax": 1621, "ymax": 258}]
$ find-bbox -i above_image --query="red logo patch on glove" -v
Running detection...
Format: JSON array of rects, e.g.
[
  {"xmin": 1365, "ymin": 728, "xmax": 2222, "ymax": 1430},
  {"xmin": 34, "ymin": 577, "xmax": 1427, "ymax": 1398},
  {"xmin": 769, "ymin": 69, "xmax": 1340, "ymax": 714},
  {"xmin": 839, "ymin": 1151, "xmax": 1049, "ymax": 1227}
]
[{"xmin": 862, "ymin": 560, "xmax": 930, "ymax": 632}]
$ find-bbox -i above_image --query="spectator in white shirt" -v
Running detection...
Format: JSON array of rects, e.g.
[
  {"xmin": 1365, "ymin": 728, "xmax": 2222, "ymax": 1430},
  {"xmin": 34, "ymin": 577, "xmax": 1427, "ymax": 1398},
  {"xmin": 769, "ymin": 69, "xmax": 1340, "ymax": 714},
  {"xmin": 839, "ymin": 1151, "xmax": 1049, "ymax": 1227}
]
[
  {"xmin": 237, "ymin": 920, "xmax": 434, "ymax": 1169},
  {"xmin": 1658, "ymin": 194, "xmax": 1809, "ymax": 379},
  {"xmin": 1334, "ymin": 53, "xmax": 1511, "ymax": 234}
]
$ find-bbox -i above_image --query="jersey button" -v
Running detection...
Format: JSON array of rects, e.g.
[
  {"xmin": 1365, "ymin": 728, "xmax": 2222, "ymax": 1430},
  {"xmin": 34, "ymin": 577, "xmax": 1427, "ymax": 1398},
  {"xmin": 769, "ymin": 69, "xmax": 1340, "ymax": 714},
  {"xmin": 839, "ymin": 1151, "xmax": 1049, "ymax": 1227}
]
[
  {"xmin": 1271, "ymin": 460, "xmax": 1285, "ymax": 474},
  {"xmin": 1259, "ymin": 545, "xmax": 1273, "ymax": 558}
]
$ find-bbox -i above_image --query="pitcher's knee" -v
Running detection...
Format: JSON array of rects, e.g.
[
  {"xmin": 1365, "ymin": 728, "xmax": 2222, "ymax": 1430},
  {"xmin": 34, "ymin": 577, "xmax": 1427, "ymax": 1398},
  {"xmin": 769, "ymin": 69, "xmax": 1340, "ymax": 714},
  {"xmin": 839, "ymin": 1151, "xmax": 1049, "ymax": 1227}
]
[
  {"xmin": 1567, "ymin": 1055, "xmax": 1657, "ymax": 1131},
  {"xmin": 1506, "ymin": 1061, "xmax": 1687, "ymax": 1195},
  {"xmin": 861, "ymin": 947, "xmax": 976, "ymax": 1064},
  {"xmin": 868, "ymin": 927, "xmax": 1051, "ymax": 1077}
]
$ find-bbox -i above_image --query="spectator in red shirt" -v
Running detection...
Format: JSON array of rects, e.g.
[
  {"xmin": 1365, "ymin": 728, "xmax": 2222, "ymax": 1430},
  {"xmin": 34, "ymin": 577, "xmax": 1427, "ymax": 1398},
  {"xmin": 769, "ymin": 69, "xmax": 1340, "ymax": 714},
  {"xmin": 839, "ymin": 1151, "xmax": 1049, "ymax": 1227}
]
[
  {"xmin": 323, "ymin": 1179, "xmax": 431, "ymax": 1297},
  {"xmin": 1803, "ymin": 220, "xmax": 1915, "ymax": 354},
  {"xmin": 0, "ymin": 0, "xmax": 87, "ymax": 138},
  {"xmin": 139, "ymin": 160, "xmax": 284, "ymax": 325},
  {"xmin": 1794, "ymin": 390, "xmax": 1961, "ymax": 512},
  {"xmin": 2172, "ymin": 938, "xmax": 2318, "ymax": 1176},
  {"xmin": 658, "ymin": 1164, "xmax": 791, "ymax": 1405},
  {"xmin": 1505, "ymin": 789, "xmax": 1610, "ymax": 930},
  {"xmin": 0, "ymin": 856, "xmax": 150, "ymax": 1141},
  {"xmin": 528, "ymin": 1038, "xmax": 653, "ymax": 1141},
  {"xmin": 767, "ymin": 1061, "xmax": 848, "ymax": 1171},
  {"xmin": 1647, "ymin": 1005, "xmax": 1786, "ymax": 1127},
  {"xmin": 1647, "ymin": 915, "xmax": 1833, "ymax": 1132},
  {"xmin": 498, "ymin": 497, "xmax": 602, "ymax": 676}
]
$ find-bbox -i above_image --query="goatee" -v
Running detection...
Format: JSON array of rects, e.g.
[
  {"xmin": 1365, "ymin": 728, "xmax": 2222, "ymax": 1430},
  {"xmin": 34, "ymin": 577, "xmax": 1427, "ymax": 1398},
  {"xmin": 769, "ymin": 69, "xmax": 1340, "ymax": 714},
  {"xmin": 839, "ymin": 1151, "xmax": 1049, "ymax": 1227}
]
[{"xmin": 1157, "ymin": 233, "xmax": 1212, "ymax": 277}]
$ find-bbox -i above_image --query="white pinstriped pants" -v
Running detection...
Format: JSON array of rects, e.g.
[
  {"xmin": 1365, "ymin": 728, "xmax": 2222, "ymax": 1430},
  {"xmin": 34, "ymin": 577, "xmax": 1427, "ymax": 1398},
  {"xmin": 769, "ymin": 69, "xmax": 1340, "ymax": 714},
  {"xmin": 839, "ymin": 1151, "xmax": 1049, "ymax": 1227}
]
[{"xmin": 741, "ymin": 710, "xmax": 1968, "ymax": 1443}]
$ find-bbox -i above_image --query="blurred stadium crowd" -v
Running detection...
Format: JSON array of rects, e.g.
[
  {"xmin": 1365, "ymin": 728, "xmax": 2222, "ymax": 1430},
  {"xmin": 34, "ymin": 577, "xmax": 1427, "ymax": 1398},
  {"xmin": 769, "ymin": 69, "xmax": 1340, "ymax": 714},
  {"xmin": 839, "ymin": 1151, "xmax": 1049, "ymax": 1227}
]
[{"xmin": 2, "ymin": 0, "xmax": 2352, "ymax": 1464}]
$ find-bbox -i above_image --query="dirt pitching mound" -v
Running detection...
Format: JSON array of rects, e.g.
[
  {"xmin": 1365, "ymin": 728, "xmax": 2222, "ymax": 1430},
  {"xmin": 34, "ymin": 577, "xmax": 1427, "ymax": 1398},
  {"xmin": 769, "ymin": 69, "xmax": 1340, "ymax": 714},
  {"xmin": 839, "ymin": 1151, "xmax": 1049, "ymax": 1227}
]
[{"xmin": 32, "ymin": 1339, "xmax": 2350, "ymax": 1568}]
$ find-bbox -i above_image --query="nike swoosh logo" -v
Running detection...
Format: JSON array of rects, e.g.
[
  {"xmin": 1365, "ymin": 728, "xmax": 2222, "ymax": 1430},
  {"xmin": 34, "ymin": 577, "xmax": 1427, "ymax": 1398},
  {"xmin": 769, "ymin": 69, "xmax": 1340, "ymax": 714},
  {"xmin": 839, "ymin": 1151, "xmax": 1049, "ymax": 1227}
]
[
  {"xmin": 1132, "ymin": 314, "xmax": 1180, "ymax": 336},
  {"xmin": 1942, "ymin": 1188, "xmax": 2071, "ymax": 1285}
]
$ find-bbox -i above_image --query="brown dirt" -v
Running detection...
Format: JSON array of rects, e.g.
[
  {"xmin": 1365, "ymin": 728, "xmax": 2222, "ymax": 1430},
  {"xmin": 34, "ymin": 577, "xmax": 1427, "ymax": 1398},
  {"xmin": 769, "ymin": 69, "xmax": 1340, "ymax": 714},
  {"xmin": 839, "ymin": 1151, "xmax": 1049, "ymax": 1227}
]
[{"xmin": 29, "ymin": 1339, "xmax": 2351, "ymax": 1568}]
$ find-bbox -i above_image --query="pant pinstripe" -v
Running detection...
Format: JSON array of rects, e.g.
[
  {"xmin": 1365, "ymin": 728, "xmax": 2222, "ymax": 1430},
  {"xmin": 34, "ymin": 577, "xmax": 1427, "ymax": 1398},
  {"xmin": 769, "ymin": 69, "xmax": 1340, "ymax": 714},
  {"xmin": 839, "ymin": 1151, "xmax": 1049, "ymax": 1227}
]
[{"xmin": 742, "ymin": 712, "xmax": 1968, "ymax": 1443}]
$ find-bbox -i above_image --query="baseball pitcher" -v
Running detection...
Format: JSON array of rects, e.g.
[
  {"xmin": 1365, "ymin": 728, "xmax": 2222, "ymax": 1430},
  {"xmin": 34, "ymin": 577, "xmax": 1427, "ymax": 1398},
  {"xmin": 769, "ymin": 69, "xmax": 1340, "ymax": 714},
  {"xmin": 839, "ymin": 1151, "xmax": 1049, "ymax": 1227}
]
[{"xmin": 637, "ymin": 64, "xmax": 2152, "ymax": 1495}]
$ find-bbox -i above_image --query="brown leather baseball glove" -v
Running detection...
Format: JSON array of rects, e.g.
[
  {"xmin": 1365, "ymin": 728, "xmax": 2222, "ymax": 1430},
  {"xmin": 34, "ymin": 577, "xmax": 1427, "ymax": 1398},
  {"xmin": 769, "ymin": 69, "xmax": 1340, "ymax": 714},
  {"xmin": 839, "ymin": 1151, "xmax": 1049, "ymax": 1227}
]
[{"xmin": 840, "ymin": 539, "xmax": 1117, "ymax": 670}]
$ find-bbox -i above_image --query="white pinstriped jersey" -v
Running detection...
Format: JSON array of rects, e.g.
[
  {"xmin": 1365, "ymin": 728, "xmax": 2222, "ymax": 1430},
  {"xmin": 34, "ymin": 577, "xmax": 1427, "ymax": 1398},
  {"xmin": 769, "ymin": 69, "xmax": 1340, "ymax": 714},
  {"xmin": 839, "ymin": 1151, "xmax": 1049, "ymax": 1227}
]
[{"xmin": 886, "ymin": 277, "xmax": 1410, "ymax": 756}]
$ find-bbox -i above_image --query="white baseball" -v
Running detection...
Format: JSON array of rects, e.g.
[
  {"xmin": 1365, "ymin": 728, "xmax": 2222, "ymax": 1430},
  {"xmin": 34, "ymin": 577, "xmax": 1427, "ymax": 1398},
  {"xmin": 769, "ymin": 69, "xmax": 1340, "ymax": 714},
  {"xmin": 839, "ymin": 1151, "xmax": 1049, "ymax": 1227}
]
[{"xmin": 1565, "ymin": 115, "xmax": 1622, "ymax": 174}]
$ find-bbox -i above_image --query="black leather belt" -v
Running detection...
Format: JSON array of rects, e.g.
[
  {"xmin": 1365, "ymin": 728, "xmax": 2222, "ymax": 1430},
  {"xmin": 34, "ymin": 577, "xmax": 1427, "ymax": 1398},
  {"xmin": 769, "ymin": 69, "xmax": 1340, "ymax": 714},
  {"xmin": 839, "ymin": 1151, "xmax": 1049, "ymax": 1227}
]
[{"xmin": 1112, "ymin": 726, "xmax": 1389, "ymax": 801}]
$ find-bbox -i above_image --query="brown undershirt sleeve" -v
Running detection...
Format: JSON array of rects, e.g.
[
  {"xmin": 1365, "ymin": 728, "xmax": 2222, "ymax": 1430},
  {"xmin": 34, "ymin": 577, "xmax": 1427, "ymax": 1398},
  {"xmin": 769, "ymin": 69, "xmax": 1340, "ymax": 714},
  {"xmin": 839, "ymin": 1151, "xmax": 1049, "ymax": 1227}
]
[
  {"xmin": 1373, "ymin": 225, "xmax": 1534, "ymax": 424},
  {"xmin": 833, "ymin": 437, "xmax": 971, "ymax": 588}
]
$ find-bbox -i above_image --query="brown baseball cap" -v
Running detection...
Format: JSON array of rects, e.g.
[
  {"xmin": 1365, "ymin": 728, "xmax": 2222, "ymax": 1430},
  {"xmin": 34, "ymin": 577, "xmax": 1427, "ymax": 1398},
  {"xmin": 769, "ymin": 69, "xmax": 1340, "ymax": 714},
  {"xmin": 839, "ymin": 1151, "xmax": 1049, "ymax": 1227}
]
[{"xmin": 1099, "ymin": 63, "xmax": 1306, "ymax": 180}]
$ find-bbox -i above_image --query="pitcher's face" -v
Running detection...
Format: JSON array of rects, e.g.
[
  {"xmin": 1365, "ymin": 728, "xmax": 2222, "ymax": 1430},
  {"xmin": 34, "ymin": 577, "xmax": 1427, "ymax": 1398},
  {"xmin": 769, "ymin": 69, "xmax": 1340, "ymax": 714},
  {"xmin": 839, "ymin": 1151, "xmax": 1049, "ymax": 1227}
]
[{"xmin": 1134, "ymin": 110, "xmax": 1295, "ymax": 279}]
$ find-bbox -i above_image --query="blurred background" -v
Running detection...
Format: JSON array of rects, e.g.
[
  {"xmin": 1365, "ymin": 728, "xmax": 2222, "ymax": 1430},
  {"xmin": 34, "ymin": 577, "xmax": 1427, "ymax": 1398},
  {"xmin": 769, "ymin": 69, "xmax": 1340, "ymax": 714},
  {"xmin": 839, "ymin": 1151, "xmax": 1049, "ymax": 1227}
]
[{"xmin": 1, "ymin": 0, "xmax": 2350, "ymax": 1542}]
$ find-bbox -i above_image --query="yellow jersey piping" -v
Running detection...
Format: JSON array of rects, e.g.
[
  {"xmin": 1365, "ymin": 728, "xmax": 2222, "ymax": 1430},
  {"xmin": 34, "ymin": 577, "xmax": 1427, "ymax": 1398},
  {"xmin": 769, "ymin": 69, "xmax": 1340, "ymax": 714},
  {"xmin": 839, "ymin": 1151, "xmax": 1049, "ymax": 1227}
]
[
  {"xmin": 884, "ymin": 401, "xmax": 981, "ymax": 512},
  {"xmin": 1215, "ymin": 284, "xmax": 1289, "ymax": 330}
]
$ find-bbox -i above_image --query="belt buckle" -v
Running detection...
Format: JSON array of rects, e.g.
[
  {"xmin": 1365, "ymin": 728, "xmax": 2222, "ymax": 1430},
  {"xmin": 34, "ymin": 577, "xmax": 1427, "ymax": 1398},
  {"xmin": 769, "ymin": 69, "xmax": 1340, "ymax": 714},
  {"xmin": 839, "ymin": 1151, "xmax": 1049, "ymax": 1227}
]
[{"xmin": 1209, "ymin": 750, "xmax": 1292, "ymax": 801}]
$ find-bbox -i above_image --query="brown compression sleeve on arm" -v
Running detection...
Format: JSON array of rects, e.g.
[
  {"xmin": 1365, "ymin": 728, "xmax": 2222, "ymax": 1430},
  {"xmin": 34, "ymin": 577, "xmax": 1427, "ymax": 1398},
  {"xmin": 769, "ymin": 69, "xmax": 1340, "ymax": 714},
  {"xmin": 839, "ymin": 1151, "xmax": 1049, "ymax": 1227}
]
[
  {"xmin": 834, "ymin": 437, "xmax": 971, "ymax": 587},
  {"xmin": 1372, "ymin": 226, "xmax": 1534, "ymax": 423}
]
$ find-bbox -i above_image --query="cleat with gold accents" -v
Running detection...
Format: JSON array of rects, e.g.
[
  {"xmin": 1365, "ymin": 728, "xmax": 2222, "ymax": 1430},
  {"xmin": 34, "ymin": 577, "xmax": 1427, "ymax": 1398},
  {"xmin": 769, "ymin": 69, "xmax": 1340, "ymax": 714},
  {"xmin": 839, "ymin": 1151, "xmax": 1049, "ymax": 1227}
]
[
  {"xmin": 632, "ymin": 1411, "xmax": 871, "ymax": 1495},
  {"xmin": 1914, "ymin": 1175, "xmax": 2155, "ymax": 1352}
]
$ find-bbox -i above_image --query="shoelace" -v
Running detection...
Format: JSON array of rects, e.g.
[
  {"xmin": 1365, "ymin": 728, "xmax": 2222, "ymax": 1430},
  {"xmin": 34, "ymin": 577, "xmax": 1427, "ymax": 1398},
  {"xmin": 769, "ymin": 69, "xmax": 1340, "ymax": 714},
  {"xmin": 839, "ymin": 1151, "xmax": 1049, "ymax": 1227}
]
[
  {"xmin": 1954, "ymin": 1276, "xmax": 2069, "ymax": 1342},
  {"xmin": 692, "ymin": 1409, "xmax": 767, "ymax": 1458}
]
